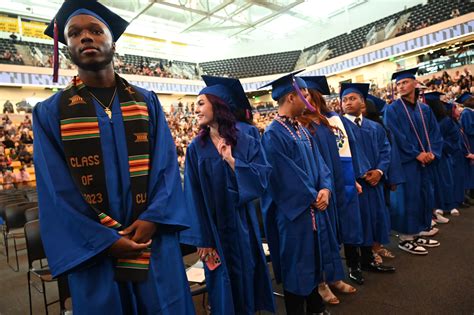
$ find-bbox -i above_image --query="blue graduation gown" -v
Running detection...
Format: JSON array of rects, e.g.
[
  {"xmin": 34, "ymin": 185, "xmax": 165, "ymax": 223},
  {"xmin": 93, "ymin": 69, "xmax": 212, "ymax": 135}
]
[
  {"xmin": 236, "ymin": 121, "xmax": 261, "ymax": 139},
  {"xmin": 327, "ymin": 113, "xmax": 364, "ymax": 246},
  {"xmin": 343, "ymin": 117, "xmax": 392, "ymax": 245},
  {"xmin": 261, "ymin": 120, "xmax": 332, "ymax": 296},
  {"xmin": 460, "ymin": 109, "xmax": 474, "ymax": 189},
  {"xmin": 384, "ymin": 100, "xmax": 443, "ymax": 235},
  {"xmin": 386, "ymin": 132, "xmax": 405, "ymax": 186},
  {"xmin": 308, "ymin": 122, "xmax": 345, "ymax": 282},
  {"xmin": 451, "ymin": 122, "xmax": 466, "ymax": 206},
  {"xmin": 33, "ymin": 87, "xmax": 195, "ymax": 315},
  {"xmin": 180, "ymin": 131, "xmax": 275, "ymax": 315},
  {"xmin": 432, "ymin": 117, "xmax": 459, "ymax": 211}
]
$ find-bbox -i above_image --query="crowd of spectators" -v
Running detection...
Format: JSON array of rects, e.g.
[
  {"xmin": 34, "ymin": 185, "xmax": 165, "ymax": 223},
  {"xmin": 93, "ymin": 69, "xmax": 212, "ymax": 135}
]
[
  {"xmin": 0, "ymin": 50, "xmax": 24, "ymax": 64},
  {"xmin": 164, "ymin": 68, "xmax": 473, "ymax": 170},
  {"xmin": 0, "ymin": 115, "xmax": 34, "ymax": 189}
]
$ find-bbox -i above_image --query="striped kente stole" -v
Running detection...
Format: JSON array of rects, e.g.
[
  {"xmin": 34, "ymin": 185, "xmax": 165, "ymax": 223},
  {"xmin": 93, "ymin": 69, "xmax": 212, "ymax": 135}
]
[{"xmin": 59, "ymin": 74, "xmax": 151, "ymax": 282}]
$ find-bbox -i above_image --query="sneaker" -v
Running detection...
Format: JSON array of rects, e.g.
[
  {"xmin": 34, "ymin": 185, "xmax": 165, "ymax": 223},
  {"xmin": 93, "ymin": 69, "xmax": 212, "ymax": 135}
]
[
  {"xmin": 415, "ymin": 237, "xmax": 440, "ymax": 248},
  {"xmin": 434, "ymin": 211, "xmax": 449, "ymax": 224},
  {"xmin": 419, "ymin": 227, "xmax": 439, "ymax": 237},
  {"xmin": 450, "ymin": 209, "xmax": 460, "ymax": 216},
  {"xmin": 398, "ymin": 240, "xmax": 428, "ymax": 255}
]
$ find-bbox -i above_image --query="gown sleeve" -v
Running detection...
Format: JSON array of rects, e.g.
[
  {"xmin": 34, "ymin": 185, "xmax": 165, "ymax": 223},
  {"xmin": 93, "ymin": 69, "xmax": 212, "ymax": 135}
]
[
  {"xmin": 261, "ymin": 130, "xmax": 317, "ymax": 221},
  {"xmin": 426, "ymin": 106, "xmax": 443, "ymax": 160},
  {"xmin": 33, "ymin": 99, "xmax": 121, "ymax": 278},
  {"xmin": 137, "ymin": 92, "xmax": 190, "ymax": 232},
  {"xmin": 312, "ymin": 138, "xmax": 332, "ymax": 192},
  {"xmin": 179, "ymin": 143, "xmax": 216, "ymax": 248},
  {"xmin": 440, "ymin": 118, "xmax": 459, "ymax": 156},
  {"xmin": 375, "ymin": 124, "xmax": 391, "ymax": 174},
  {"xmin": 461, "ymin": 110, "xmax": 474, "ymax": 136},
  {"xmin": 230, "ymin": 135, "xmax": 272, "ymax": 206}
]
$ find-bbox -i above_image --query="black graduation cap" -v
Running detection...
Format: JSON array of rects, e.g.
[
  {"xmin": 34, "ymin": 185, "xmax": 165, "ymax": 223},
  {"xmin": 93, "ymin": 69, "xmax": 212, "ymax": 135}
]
[
  {"xmin": 44, "ymin": 0, "xmax": 129, "ymax": 45},
  {"xmin": 259, "ymin": 70, "xmax": 307, "ymax": 101},
  {"xmin": 391, "ymin": 67, "xmax": 419, "ymax": 82},
  {"xmin": 44, "ymin": 0, "xmax": 129, "ymax": 82},
  {"xmin": 200, "ymin": 75, "xmax": 252, "ymax": 112},
  {"xmin": 339, "ymin": 83, "xmax": 370, "ymax": 100},
  {"xmin": 300, "ymin": 76, "xmax": 331, "ymax": 95},
  {"xmin": 424, "ymin": 91, "xmax": 444, "ymax": 102},
  {"xmin": 455, "ymin": 92, "xmax": 472, "ymax": 104}
]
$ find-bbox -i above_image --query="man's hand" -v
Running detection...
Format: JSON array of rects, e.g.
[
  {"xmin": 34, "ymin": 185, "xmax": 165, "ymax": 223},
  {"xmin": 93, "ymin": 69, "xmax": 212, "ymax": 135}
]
[
  {"xmin": 416, "ymin": 152, "xmax": 430, "ymax": 165},
  {"xmin": 313, "ymin": 189, "xmax": 330, "ymax": 211},
  {"xmin": 426, "ymin": 152, "xmax": 435, "ymax": 163},
  {"xmin": 365, "ymin": 170, "xmax": 382, "ymax": 186},
  {"xmin": 355, "ymin": 181, "xmax": 363, "ymax": 194},
  {"xmin": 119, "ymin": 219, "xmax": 157, "ymax": 243},
  {"xmin": 107, "ymin": 237, "xmax": 151, "ymax": 259}
]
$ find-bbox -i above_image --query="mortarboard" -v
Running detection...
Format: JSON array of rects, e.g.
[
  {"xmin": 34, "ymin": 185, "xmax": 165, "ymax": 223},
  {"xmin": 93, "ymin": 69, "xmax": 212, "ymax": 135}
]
[
  {"xmin": 366, "ymin": 94, "xmax": 386, "ymax": 113},
  {"xmin": 258, "ymin": 70, "xmax": 307, "ymax": 101},
  {"xmin": 44, "ymin": 0, "xmax": 129, "ymax": 82},
  {"xmin": 455, "ymin": 92, "xmax": 472, "ymax": 104},
  {"xmin": 340, "ymin": 83, "xmax": 370, "ymax": 100},
  {"xmin": 391, "ymin": 67, "xmax": 419, "ymax": 83},
  {"xmin": 200, "ymin": 75, "xmax": 252, "ymax": 112},
  {"xmin": 424, "ymin": 91, "xmax": 445, "ymax": 102},
  {"xmin": 300, "ymin": 76, "xmax": 330, "ymax": 95}
]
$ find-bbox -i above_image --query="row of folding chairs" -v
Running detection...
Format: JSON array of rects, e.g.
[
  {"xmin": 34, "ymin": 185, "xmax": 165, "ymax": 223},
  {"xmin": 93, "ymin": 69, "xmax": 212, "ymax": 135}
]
[{"xmin": 0, "ymin": 190, "xmax": 69, "ymax": 314}]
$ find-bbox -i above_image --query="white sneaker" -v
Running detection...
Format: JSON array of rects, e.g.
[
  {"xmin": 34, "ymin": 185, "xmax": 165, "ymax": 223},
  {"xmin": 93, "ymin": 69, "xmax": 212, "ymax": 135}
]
[
  {"xmin": 434, "ymin": 211, "xmax": 449, "ymax": 224},
  {"xmin": 419, "ymin": 227, "xmax": 439, "ymax": 237},
  {"xmin": 450, "ymin": 209, "xmax": 460, "ymax": 216}
]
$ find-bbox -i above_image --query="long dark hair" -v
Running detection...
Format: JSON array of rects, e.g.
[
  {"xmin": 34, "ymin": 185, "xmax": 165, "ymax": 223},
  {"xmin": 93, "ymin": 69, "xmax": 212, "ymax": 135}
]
[
  {"xmin": 297, "ymin": 88, "xmax": 337, "ymax": 135},
  {"xmin": 425, "ymin": 99, "xmax": 447, "ymax": 122},
  {"xmin": 233, "ymin": 107, "xmax": 254, "ymax": 125},
  {"xmin": 198, "ymin": 94, "xmax": 238, "ymax": 147},
  {"xmin": 364, "ymin": 99, "xmax": 384, "ymax": 125}
]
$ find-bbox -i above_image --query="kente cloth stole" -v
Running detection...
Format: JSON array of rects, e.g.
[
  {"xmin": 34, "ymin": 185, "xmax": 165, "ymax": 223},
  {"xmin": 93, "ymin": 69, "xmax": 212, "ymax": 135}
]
[{"xmin": 59, "ymin": 74, "xmax": 151, "ymax": 282}]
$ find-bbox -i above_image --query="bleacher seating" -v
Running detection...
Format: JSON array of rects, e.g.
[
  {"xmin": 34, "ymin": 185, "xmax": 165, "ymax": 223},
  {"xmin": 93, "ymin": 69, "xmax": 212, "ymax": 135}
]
[
  {"xmin": 0, "ymin": 38, "xmax": 21, "ymax": 65},
  {"xmin": 200, "ymin": 50, "xmax": 301, "ymax": 79},
  {"xmin": 0, "ymin": 0, "xmax": 472, "ymax": 78},
  {"xmin": 298, "ymin": 0, "xmax": 473, "ymax": 67}
]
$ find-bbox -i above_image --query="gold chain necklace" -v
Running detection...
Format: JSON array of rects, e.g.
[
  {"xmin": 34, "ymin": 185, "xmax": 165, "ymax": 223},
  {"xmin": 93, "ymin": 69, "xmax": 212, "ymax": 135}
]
[{"xmin": 89, "ymin": 86, "xmax": 117, "ymax": 119}]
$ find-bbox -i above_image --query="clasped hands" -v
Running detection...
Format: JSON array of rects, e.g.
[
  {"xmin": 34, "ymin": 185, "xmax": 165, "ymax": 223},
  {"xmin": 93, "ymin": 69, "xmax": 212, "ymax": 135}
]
[
  {"xmin": 416, "ymin": 152, "xmax": 435, "ymax": 165},
  {"xmin": 364, "ymin": 169, "xmax": 383, "ymax": 187},
  {"xmin": 107, "ymin": 219, "xmax": 157, "ymax": 259}
]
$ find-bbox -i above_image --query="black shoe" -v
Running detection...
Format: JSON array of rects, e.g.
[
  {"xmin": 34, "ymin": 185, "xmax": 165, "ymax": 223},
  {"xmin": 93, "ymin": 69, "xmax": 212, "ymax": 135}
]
[
  {"xmin": 348, "ymin": 268, "xmax": 364, "ymax": 285},
  {"xmin": 361, "ymin": 262, "xmax": 396, "ymax": 273},
  {"xmin": 459, "ymin": 202, "xmax": 470, "ymax": 208}
]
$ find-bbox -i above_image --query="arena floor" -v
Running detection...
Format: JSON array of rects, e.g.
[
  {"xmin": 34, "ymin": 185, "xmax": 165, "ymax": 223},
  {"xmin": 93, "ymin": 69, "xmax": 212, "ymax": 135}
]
[{"xmin": 1, "ymin": 207, "xmax": 473, "ymax": 315}]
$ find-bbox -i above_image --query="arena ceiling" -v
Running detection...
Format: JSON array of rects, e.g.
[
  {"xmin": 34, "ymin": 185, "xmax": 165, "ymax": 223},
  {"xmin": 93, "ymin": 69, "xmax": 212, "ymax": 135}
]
[{"xmin": 2, "ymin": 0, "xmax": 364, "ymax": 44}]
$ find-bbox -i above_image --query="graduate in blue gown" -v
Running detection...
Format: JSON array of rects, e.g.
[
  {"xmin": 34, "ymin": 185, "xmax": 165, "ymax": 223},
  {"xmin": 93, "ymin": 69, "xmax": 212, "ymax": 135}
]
[
  {"xmin": 259, "ymin": 71, "xmax": 332, "ymax": 315},
  {"xmin": 364, "ymin": 95, "xmax": 404, "ymax": 257},
  {"xmin": 425, "ymin": 92, "xmax": 460, "ymax": 215},
  {"xmin": 201, "ymin": 75, "xmax": 261, "ymax": 139},
  {"xmin": 34, "ymin": 2, "xmax": 194, "ymax": 314},
  {"xmin": 384, "ymin": 68, "xmax": 443, "ymax": 255},
  {"xmin": 179, "ymin": 79, "xmax": 275, "ymax": 315},
  {"xmin": 297, "ymin": 76, "xmax": 356, "ymax": 304},
  {"xmin": 445, "ymin": 102, "xmax": 468, "ymax": 210},
  {"xmin": 340, "ymin": 83, "xmax": 395, "ymax": 276},
  {"xmin": 456, "ymin": 93, "xmax": 474, "ymax": 193}
]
